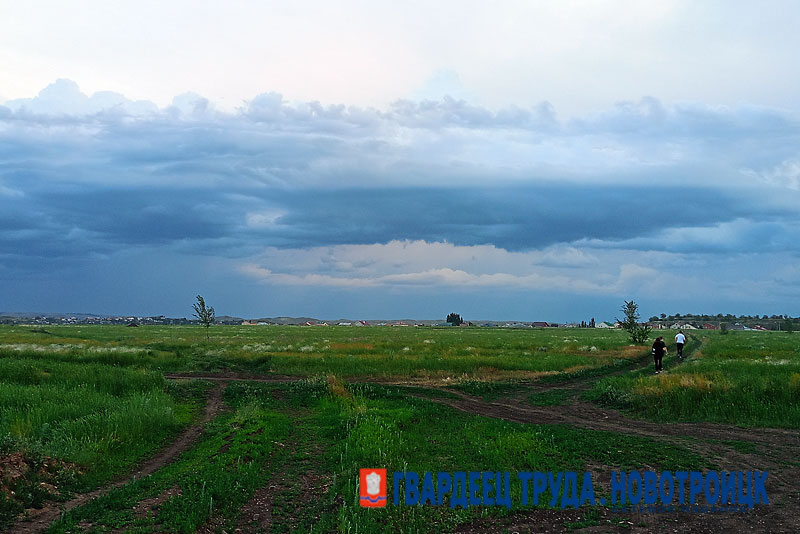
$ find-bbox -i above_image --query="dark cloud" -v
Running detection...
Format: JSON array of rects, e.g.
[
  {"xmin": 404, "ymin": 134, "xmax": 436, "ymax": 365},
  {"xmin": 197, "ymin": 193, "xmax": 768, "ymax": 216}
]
[
  {"xmin": 257, "ymin": 185, "xmax": 774, "ymax": 252},
  {"xmin": 2, "ymin": 80, "xmax": 800, "ymax": 300}
]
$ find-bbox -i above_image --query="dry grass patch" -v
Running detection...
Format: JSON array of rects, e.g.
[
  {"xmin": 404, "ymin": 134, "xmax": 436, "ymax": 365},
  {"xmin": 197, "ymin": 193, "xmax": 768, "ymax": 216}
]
[{"xmin": 633, "ymin": 373, "xmax": 731, "ymax": 397}]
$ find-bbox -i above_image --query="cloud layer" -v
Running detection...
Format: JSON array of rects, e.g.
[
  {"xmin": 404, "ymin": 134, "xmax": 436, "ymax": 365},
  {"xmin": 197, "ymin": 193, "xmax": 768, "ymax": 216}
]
[{"xmin": 2, "ymin": 80, "xmax": 799, "ymax": 318}]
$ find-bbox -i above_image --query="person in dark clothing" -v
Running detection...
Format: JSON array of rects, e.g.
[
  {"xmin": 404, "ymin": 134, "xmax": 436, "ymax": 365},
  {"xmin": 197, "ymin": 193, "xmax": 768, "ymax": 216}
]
[{"xmin": 652, "ymin": 336, "xmax": 668, "ymax": 374}]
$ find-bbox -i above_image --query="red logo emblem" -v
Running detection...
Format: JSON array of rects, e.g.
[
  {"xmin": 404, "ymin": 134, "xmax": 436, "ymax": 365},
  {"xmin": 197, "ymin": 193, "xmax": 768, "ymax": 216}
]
[{"xmin": 360, "ymin": 468, "xmax": 387, "ymax": 507}]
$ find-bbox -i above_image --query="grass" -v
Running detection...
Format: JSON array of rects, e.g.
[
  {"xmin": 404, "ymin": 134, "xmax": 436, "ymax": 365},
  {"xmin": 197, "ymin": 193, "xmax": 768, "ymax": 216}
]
[
  {"xmin": 42, "ymin": 379, "xmax": 709, "ymax": 533},
  {"xmin": 706, "ymin": 439, "xmax": 758, "ymax": 454},
  {"xmin": 528, "ymin": 389, "xmax": 576, "ymax": 406},
  {"xmin": 0, "ymin": 324, "xmax": 642, "ymax": 529},
  {"xmin": 448, "ymin": 380, "xmax": 525, "ymax": 401},
  {"xmin": 323, "ymin": 381, "xmax": 709, "ymax": 533},
  {"xmin": 588, "ymin": 332, "xmax": 800, "ymax": 428},
  {"xmin": 0, "ymin": 324, "xmax": 643, "ymax": 381},
  {"xmin": 3, "ymin": 324, "xmax": 790, "ymax": 531},
  {"xmin": 0, "ymin": 358, "xmax": 205, "ymax": 528},
  {"xmin": 48, "ymin": 387, "xmax": 293, "ymax": 533},
  {"xmin": 0, "ymin": 358, "xmax": 202, "ymax": 487}
]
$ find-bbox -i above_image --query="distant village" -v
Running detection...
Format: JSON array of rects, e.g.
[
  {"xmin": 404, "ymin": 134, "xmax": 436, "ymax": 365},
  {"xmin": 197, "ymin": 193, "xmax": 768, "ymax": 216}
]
[{"xmin": 1, "ymin": 312, "xmax": 796, "ymax": 331}]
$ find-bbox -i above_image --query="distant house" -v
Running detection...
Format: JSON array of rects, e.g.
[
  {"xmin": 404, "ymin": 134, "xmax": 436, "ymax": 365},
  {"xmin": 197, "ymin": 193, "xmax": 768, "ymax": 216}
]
[
  {"xmin": 729, "ymin": 323, "xmax": 747, "ymax": 331},
  {"xmin": 703, "ymin": 323, "xmax": 719, "ymax": 330},
  {"xmin": 595, "ymin": 322, "xmax": 612, "ymax": 328},
  {"xmin": 337, "ymin": 322, "xmax": 352, "ymax": 326},
  {"xmin": 531, "ymin": 321, "xmax": 549, "ymax": 328},
  {"xmin": 126, "ymin": 322, "xmax": 139, "ymax": 327},
  {"xmin": 752, "ymin": 325, "xmax": 769, "ymax": 331}
]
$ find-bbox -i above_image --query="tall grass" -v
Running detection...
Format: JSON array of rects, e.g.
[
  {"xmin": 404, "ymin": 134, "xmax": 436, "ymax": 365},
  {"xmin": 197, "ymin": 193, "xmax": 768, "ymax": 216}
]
[
  {"xmin": 49, "ymin": 400, "xmax": 291, "ymax": 534},
  {"xmin": 0, "ymin": 358, "xmax": 195, "ymax": 488}
]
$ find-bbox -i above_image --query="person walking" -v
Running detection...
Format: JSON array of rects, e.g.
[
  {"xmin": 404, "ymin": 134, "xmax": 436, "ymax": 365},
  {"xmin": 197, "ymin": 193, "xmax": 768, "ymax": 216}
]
[
  {"xmin": 652, "ymin": 336, "xmax": 667, "ymax": 374},
  {"xmin": 675, "ymin": 330, "xmax": 686, "ymax": 359}
]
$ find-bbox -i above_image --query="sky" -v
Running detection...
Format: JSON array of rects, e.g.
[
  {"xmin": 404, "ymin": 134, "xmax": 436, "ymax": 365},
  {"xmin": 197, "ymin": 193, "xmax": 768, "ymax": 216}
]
[{"xmin": 2, "ymin": 1, "xmax": 800, "ymax": 321}]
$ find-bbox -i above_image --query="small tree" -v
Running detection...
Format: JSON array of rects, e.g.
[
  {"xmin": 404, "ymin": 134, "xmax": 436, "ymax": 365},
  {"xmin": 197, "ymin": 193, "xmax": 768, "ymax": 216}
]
[
  {"xmin": 784, "ymin": 320, "xmax": 794, "ymax": 334},
  {"xmin": 719, "ymin": 322, "xmax": 728, "ymax": 335},
  {"xmin": 192, "ymin": 294, "xmax": 215, "ymax": 339},
  {"xmin": 446, "ymin": 313, "xmax": 463, "ymax": 326},
  {"xmin": 618, "ymin": 300, "xmax": 651, "ymax": 344}
]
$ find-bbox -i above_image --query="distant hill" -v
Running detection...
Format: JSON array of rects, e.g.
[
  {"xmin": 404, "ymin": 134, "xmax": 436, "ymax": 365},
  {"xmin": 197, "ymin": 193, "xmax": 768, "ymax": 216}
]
[{"xmin": 0, "ymin": 311, "xmax": 102, "ymax": 318}]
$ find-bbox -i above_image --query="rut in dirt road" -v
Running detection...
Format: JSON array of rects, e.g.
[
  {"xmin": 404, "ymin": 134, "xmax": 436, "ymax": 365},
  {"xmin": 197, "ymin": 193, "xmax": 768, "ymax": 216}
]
[
  {"xmin": 354, "ymin": 333, "xmax": 797, "ymax": 533},
  {"xmin": 164, "ymin": 372, "xmax": 298, "ymax": 384},
  {"xmin": 413, "ymin": 351, "xmax": 800, "ymax": 534},
  {"xmin": 9, "ymin": 381, "xmax": 227, "ymax": 534},
  {"xmin": 428, "ymin": 334, "xmax": 798, "ymax": 464},
  {"xmin": 197, "ymin": 407, "xmax": 335, "ymax": 534},
  {"xmin": 411, "ymin": 335, "xmax": 798, "ymax": 489}
]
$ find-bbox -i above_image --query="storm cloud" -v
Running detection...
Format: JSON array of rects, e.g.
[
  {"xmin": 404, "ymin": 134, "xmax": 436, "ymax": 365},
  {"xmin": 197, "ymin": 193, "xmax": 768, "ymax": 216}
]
[{"xmin": 2, "ymin": 80, "xmax": 800, "ymax": 318}]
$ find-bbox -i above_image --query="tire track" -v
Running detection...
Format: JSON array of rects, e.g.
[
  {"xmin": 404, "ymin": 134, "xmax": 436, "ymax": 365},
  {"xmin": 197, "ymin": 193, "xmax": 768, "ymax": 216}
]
[
  {"xmin": 410, "ymin": 334, "xmax": 800, "ymax": 534},
  {"xmin": 196, "ymin": 407, "xmax": 334, "ymax": 534},
  {"xmin": 9, "ymin": 381, "xmax": 227, "ymax": 534}
]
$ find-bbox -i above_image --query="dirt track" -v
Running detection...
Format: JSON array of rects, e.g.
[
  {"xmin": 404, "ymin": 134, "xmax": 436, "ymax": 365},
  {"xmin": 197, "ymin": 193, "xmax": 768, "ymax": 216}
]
[
  {"xmin": 10, "ymin": 381, "xmax": 227, "ymax": 534},
  {"xmin": 419, "ymin": 341, "xmax": 800, "ymax": 533},
  {"xmin": 11, "ymin": 340, "xmax": 800, "ymax": 533},
  {"xmin": 163, "ymin": 363, "xmax": 800, "ymax": 532},
  {"xmin": 425, "ymin": 390, "xmax": 799, "ymax": 533},
  {"xmin": 196, "ymin": 403, "xmax": 333, "ymax": 534}
]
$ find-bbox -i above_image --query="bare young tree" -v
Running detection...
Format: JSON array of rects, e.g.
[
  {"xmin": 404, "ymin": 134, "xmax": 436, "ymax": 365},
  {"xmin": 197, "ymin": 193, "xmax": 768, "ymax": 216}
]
[{"xmin": 192, "ymin": 294, "xmax": 215, "ymax": 339}]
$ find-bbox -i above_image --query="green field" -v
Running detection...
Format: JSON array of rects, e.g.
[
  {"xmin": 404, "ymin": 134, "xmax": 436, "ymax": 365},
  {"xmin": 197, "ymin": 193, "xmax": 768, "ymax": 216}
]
[
  {"xmin": 589, "ymin": 331, "xmax": 800, "ymax": 427},
  {"xmin": 47, "ymin": 380, "xmax": 707, "ymax": 534},
  {"xmin": 0, "ymin": 325, "xmax": 641, "ymax": 381},
  {"xmin": 1, "ymin": 325, "xmax": 797, "ymax": 532}
]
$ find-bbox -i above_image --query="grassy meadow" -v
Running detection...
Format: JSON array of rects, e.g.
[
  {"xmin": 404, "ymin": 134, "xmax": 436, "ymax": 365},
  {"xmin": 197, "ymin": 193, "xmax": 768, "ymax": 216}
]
[
  {"xmin": 0, "ymin": 356, "xmax": 205, "ymax": 526},
  {"xmin": 48, "ymin": 379, "xmax": 708, "ymax": 533},
  {"xmin": 0, "ymin": 324, "xmax": 644, "ymax": 530},
  {"xmin": 589, "ymin": 331, "xmax": 800, "ymax": 427},
  {"xmin": 0, "ymin": 324, "xmax": 641, "ymax": 381},
  {"xmin": 1, "ymin": 324, "xmax": 797, "ymax": 531}
]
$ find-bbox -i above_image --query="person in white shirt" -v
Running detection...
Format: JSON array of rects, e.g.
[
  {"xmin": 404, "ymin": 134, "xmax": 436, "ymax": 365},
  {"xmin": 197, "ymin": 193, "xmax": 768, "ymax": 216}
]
[{"xmin": 675, "ymin": 330, "xmax": 686, "ymax": 358}]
